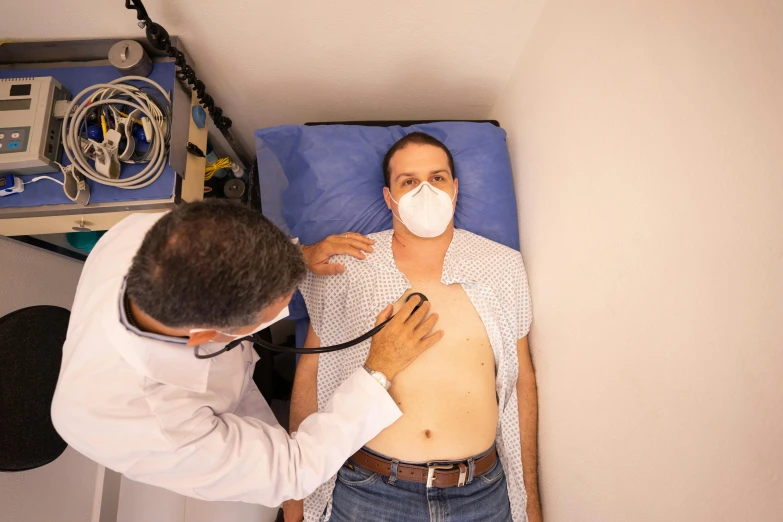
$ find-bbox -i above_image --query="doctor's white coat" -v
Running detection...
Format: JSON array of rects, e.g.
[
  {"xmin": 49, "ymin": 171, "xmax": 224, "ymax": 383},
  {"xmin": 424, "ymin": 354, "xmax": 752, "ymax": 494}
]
[{"xmin": 51, "ymin": 212, "xmax": 401, "ymax": 506}]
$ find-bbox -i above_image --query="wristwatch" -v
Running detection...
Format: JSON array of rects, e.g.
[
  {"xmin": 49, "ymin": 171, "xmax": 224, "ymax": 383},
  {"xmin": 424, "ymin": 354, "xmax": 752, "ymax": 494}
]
[{"xmin": 363, "ymin": 364, "xmax": 391, "ymax": 390}]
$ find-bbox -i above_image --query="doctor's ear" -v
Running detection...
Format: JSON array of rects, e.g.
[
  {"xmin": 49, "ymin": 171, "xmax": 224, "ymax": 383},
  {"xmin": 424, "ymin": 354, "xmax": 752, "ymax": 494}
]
[{"xmin": 188, "ymin": 329, "xmax": 218, "ymax": 347}]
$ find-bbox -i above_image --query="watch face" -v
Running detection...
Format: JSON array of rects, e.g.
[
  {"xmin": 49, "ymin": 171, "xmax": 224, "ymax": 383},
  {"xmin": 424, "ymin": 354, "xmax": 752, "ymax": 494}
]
[
  {"xmin": 0, "ymin": 177, "xmax": 7, "ymax": 188},
  {"xmin": 371, "ymin": 371, "xmax": 389, "ymax": 389}
]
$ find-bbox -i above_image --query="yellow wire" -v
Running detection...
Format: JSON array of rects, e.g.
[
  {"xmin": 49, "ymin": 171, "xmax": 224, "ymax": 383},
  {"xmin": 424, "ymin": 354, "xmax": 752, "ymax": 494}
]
[
  {"xmin": 204, "ymin": 157, "xmax": 232, "ymax": 181},
  {"xmin": 118, "ymin": 111, "xmax": 144, "ymax": 125}
]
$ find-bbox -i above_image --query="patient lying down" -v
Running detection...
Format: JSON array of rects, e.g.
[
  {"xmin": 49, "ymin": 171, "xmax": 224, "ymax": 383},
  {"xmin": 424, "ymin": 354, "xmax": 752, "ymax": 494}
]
[{"xmin": 286, "ymin": 133, "xmax": 540, "ymax": 522}]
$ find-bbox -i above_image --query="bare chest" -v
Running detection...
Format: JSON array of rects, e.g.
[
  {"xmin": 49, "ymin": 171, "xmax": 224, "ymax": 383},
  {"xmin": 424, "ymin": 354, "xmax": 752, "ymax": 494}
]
[{"xmin": 393, "ymin": 281, "xmax": 489, "ymax": 350}]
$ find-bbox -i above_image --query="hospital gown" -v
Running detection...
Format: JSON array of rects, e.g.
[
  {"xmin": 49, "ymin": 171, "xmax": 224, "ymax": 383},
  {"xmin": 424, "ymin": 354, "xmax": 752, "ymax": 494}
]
[{"xmin": 299, "ymin": 228, "xmax": 533, "ymax": 521}]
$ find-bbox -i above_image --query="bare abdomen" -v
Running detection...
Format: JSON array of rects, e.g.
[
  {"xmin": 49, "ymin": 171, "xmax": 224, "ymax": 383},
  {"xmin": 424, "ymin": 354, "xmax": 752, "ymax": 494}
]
[{"xmin": 365, "ymin": 339, "xmax": 499, "ymax": 462}]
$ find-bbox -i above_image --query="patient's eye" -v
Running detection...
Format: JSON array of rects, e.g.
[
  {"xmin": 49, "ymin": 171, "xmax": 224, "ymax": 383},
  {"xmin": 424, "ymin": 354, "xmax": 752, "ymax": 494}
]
[
  {"xmin": 432, "ymin": 175, "xmax": 445, "ymax": 182},
  {"xmin": 403, "ymin": 179, "xmax": 416, "ymax": 186}
]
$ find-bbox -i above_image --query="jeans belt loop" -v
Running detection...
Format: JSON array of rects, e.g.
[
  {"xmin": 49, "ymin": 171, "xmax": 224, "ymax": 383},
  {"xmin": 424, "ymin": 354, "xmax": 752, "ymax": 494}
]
[
  {"xmin": 388, "ymin": 459, "xmax": 399, "ymax": 486},
  {"xmin": 457, "ymin": 463, "xmax": 468, "ymax": 487},
  {"xmin": 467, "ymin": 457, "xmax": 476, "ymax": 484}
]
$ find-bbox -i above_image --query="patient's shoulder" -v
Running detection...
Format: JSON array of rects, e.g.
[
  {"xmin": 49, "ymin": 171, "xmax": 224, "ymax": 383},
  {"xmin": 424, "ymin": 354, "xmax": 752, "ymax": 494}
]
[
  {"xmin": 454, "ymin": 229, "xmax": 523, "ymax": 266},
  {"xmin": 366, "ymin": 229, "xmax": 393, "ymax": 242},
  {"xmin": 330, "ymin": 229, "xmax": 394, "ymax": 274}
]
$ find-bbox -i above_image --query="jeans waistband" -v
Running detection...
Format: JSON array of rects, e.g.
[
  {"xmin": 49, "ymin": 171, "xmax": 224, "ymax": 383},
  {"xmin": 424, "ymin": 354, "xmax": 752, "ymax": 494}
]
[
  {"xmin": 359, "ymin": 443, "xmax": 496, "ymax": 467},
  {"xmin": 352, "ymin": 444, "xmax": 497, "ymax": 486}
]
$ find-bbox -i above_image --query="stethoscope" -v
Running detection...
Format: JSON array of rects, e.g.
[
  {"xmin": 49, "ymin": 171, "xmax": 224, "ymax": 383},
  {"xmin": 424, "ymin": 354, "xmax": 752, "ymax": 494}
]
[{"xmin": 194, "ymin": 293, "xmax": 429, "ymax": 359}]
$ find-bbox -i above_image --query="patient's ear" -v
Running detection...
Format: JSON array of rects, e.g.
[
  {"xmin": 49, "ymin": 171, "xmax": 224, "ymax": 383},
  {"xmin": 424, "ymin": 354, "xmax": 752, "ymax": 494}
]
[
  {"xmin": 453, "ymin": 178, "xmax": 459, "ymax": 201},
  {"xmin": 383, "ymin": 187, "xmax": 392, "ymax": 210}
]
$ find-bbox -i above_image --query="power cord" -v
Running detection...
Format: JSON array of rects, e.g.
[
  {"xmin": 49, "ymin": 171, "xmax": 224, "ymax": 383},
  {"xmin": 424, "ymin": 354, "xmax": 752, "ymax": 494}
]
[
  {"xmin": 125, "ymin": 0, "xmax": 232, "ymax": 133},
  {"xmin": 24, "ymin": 175, "xmax": 64, "ymax": 187}
]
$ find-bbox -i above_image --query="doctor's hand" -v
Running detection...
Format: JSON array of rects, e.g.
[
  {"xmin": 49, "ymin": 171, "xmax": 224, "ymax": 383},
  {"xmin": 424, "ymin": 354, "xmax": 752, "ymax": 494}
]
[
  {"xmin": 281, "ymin": 499, "xmax": 304, "ymax": 522},
  {"xmin": 301, "ymin": 233, "xmax": 375, "ymax": 276},
  {"xmin": 365, "ymin": 296, "xmax": 444, "ymax": 381}
]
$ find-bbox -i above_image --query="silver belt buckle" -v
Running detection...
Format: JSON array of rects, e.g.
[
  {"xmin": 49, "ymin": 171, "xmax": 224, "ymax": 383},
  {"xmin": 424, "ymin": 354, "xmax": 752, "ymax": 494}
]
[{"xmin": 426, "ymin": 463, "xmax": 454, "ymax": 488}]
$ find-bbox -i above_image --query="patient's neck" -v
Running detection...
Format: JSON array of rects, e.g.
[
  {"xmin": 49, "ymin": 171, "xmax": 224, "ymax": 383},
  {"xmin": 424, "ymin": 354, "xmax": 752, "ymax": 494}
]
[{"xmin": 391, "ymin": 223, "xmax": 454, "ymax": 280}]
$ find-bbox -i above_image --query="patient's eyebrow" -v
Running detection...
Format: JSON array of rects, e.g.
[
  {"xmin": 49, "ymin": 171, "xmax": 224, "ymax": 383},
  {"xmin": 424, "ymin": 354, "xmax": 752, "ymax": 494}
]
[{"xmin": 394, "ymin": 170, "xmax": 451, "ymax": 182}]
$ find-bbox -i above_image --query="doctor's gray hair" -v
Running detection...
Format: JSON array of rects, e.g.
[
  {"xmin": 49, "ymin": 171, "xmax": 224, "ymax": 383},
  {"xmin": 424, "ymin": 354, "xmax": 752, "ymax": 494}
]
[{"xmin": 126, "ymin": 200, "xmax": 305, "ymax": 330}]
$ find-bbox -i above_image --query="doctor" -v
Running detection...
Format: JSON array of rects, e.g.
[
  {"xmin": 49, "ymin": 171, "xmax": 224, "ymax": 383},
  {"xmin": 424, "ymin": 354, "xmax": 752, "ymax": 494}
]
[{"xmin": 52, "ymin": 200, "xmax": 442, "ymax": 506}]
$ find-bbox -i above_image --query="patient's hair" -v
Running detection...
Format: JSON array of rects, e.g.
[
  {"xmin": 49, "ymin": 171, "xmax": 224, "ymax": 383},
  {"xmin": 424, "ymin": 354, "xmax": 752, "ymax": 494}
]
[
  {"xmin": 126, "ymin": 200, "xmax": 305, "ymax": 330},
  {"xmin": 382, "ymin": 132, "xmax": 455, "ymax": 187}
]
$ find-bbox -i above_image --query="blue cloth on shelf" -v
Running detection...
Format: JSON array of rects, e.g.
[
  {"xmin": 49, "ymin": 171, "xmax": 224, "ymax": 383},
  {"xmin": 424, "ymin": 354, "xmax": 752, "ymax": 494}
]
[{"xmin": 0, "ymin": 62, "xmax": 178, "ymax": 209}]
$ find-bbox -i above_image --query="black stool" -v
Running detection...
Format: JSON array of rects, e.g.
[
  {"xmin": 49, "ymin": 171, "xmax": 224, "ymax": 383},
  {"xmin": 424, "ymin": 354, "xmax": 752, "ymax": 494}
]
[{"xmin": 0, "ymin": 305, "xmax": 70, "ymax": 472}]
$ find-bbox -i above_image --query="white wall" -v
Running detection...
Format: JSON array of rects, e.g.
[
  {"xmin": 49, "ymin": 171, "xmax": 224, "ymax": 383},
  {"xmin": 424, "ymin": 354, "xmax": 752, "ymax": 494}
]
[
  {"xmin": 0, "ymin": 237, "xmax": 96, "ymax": 522},
  {"xmin": 118, "ymin": 477, "xmax": 278, "ymax": 522},
  {"xmin": 491, "ymin": 1, "xmax": 783, "ymax": 521},
  {"xmin": 0, "ymin": 237, "xmax": 83, "ymax": 316},
  {"xmin": 4, "ymin": 0, "xmax": 546, "ymax": 155}
]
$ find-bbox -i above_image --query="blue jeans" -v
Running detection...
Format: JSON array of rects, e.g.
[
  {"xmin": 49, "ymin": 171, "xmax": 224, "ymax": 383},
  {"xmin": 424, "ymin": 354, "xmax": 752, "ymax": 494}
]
[{"xmin": 329, "ymin": 447, "xmax": 512, "ymax": 522}]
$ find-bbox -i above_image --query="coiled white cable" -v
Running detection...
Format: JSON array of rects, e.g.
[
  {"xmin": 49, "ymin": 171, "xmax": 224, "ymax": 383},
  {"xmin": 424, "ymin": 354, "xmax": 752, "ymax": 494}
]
[{"xmin": 61, "ymin": 76, "xmax": 171, "ymax": 189}]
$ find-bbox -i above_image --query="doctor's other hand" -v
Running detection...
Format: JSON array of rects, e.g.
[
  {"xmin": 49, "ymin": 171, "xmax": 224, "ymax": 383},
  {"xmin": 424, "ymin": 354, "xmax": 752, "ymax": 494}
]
[
  {"xmin": 365, "ymin": 296, "xmax": 444, "ymax": 381},
  {"xmin": 301, "ymin": 233, "xmax": 375, "ymax": 276},
  {"xmin": 282, "ymin": 499, "xmax": 304, "ymax": 522}
]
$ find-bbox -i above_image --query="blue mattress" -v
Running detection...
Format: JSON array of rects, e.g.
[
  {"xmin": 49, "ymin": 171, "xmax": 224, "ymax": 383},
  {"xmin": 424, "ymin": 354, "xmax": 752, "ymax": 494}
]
[{"xmin": 255, "ymin": 122, "xmax": 521, "ymax": 348}]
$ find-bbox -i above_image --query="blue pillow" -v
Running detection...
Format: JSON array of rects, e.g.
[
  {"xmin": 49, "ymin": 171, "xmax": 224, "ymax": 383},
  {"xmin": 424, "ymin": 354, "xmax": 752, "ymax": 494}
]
[{"xmin": 254, "ymin": 122, "xmax": 520, "ymax": 322}]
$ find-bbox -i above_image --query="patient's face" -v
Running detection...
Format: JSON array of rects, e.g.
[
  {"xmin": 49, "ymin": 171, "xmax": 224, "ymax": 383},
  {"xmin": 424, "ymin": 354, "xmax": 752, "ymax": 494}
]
[{"xmin": 384, "ymin": 143, "xmax": 458, "ymax": 212}]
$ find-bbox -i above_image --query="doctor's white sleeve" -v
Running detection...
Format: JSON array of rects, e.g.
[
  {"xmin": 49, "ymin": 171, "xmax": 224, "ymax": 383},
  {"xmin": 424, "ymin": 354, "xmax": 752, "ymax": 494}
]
[{"xmin": 125, "ymin": 369, "xmax": 401, "ymax": 506}]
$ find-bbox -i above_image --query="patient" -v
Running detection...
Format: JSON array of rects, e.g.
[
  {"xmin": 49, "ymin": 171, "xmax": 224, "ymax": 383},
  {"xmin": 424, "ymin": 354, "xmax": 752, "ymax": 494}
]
[{"xmin": 285, "ymin": 133, "xmax": 541, "ymax": 522}]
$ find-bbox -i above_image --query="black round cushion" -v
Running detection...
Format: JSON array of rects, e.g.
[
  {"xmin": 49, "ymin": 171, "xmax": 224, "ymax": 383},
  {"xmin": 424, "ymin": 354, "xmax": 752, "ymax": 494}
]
[{"xmin": 0, "ymin": 305, "xmax": 70, "ymax": 471}]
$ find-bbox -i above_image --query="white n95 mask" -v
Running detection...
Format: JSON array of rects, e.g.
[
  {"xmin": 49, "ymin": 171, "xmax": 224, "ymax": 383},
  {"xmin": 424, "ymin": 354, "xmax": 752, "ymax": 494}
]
[
  {"xmin": 190, "ymin": 306, "xmax": 289, "ymax": 342},
  {"xmin": 390, "ymin": 182, "xmax": 456, "ymax": 238}
]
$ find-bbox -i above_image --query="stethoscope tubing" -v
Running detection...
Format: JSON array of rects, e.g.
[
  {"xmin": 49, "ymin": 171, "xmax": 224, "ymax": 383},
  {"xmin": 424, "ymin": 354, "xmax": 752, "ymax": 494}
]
[{"xmin": 194, "ymin": 293, "xmax": 428, "ymax": 360}]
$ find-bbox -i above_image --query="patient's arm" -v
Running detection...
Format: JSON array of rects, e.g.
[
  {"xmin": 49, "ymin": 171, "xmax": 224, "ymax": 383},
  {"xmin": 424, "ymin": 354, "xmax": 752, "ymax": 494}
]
[
  {"xmin": 517, "ymin": 336, "xmax": 543, "ymax": 522},
  {"xmin": 284, "ymin": 324, "xmax": 321, "ymax": 522},
  {"xmin": 289, "ymin": 324, "xmax": 321, "ymax": 434}
]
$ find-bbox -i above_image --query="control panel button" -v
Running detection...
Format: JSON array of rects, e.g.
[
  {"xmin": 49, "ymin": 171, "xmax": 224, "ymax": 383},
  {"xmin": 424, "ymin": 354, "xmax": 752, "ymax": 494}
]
[
  {"xmin": 0, "ymin": 134, "xmax": 4, "ymax": 139},
  {"xmin": 0, "ymin": 144, "xmax": 3, "ymax": 149},
  {"xmin": 11, "ymin": 132, "xmax": 20, "ymax": 139},
  {"xmin": 8, "ymin": 141, "xmax": 20, "ymax": 149}
]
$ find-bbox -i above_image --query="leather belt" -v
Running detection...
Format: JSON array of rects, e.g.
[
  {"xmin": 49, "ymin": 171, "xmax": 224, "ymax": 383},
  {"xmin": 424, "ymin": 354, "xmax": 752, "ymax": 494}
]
[{"xmin": 349, "ymin": 444, "xmax": 497, "ymax": 488}]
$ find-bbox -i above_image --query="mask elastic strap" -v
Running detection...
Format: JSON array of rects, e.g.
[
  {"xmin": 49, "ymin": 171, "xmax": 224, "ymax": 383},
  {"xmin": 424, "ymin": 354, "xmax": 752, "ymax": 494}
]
[{"xmin": 388, "ymin": 193, "xmax": 404, "ymax": 225}]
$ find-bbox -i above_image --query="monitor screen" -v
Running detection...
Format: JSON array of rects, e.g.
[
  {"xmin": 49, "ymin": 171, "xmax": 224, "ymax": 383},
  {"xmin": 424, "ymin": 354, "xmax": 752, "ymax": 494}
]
[{"xmin": 0, "ymin": 99, "xmax": 32, "ymax": 111}]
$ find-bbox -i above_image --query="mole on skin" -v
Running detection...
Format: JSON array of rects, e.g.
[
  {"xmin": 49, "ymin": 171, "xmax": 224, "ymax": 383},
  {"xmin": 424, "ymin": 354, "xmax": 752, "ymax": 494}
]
[{"xmin": 425, "ymin": 429, "xmax": 432, "ymax": 438}]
